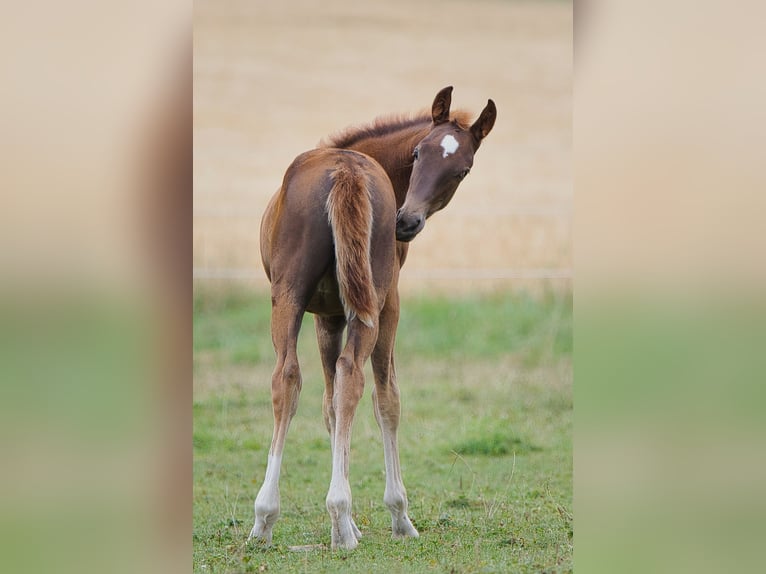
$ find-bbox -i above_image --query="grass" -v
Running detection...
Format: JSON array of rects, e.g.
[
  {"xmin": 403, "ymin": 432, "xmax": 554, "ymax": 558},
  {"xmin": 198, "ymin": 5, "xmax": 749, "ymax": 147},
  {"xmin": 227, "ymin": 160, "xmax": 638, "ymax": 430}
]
[{"xmin": 193, "ymin": 285, "xmax": 572, "ymax": 573}]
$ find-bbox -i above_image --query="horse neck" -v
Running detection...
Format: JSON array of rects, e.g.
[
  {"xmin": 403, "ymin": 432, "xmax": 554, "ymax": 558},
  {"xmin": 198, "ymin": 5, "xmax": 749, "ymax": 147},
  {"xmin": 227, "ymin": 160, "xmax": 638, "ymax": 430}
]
[{"xmin": 345, "ymin": 125, "xmax": 429, "ymax": 208}]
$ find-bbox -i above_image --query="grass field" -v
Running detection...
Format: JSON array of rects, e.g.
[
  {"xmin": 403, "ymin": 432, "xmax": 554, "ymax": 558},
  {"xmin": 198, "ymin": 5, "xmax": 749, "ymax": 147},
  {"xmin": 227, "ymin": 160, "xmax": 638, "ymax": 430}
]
[{"xmin": 193, "ymin": 286, "xmax": 572, "ymax": 573}]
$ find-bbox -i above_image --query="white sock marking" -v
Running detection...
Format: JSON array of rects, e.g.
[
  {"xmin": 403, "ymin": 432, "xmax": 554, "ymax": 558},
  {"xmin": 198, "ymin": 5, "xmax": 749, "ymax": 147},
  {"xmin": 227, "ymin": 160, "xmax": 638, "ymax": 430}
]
[
  {"xmin": 256, "ymin": 454, "xmax": 282, "ymax": 512},
  {"xmin": 381, "ymin": 432, "xmax": 406, "ymax": 511},
  {"xmin": 440, "ymin": 134, "xmax": 459, "ymax": 158}
]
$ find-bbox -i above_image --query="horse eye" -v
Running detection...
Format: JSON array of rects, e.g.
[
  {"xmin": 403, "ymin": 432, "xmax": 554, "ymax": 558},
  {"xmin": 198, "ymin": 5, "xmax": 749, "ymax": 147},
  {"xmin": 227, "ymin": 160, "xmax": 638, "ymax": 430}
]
[
  {"xmin": 412, "ymin": 147, "xmax": 419, "ymax": 160},
  {"xmin": 457, "ymin": 168, "xmax": 470, "ymax": 181}
]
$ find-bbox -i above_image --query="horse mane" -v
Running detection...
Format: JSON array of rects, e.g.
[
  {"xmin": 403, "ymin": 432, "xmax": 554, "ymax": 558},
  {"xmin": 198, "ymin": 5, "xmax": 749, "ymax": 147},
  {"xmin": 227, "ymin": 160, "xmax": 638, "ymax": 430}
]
[{"xmin": 319, "ymin": 109, "xmax": 473, "ymax": 149}]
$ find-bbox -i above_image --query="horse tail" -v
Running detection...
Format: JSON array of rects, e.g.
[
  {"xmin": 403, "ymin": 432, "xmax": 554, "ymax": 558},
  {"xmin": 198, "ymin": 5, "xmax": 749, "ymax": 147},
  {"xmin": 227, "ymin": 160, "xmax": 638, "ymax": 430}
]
[{"xmin": 326, "ymin": 161, "xmax": 377, "ymax": 328}]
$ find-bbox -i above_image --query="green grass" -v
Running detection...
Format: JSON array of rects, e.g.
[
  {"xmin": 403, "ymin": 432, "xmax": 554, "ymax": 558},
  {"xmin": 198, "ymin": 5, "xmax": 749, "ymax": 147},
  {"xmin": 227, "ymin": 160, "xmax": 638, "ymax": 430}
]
[{"xmin": 193, "ymin": 286, "xmax": 572, "ymax": 573}]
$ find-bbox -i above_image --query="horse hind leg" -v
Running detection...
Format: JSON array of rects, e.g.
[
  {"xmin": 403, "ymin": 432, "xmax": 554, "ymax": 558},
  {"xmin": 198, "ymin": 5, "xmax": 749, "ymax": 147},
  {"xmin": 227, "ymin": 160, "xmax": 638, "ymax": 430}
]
[
  {"xmin": 314, "ymin": 315, "xmax": 345, "ymax": 443},
  {"xmin": 325, "ymin": 316, "xmax": 378, "ymax": 550},
  {"xmin": 371, "ymin": 290, "xmax": 419, "ymax": 540},
  {"xmin": 249, "ymin": 296, "xmax": 304, "ymax": 545},
  {"xmin": 372, "ymin": 368, "xmax": 419, "ymax": 539},
  {"xmin": 315, "ymin": 315, "xmax": 363, "ymax": 542}
]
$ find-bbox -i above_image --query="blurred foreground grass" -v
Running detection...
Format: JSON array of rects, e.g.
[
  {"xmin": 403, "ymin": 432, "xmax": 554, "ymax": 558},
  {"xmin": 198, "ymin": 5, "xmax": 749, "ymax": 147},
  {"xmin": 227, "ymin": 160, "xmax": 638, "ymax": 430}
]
[
  {"xmin": 576, "ymin": 295, "xmax": 766, "ymax": 574},
  {"xmin": 0, "ymin": 293, "xmax": 162, "ymax": 574},
  {"xmin": 193, "ymin": 286, "xmax": 572, "ymax": 573}
]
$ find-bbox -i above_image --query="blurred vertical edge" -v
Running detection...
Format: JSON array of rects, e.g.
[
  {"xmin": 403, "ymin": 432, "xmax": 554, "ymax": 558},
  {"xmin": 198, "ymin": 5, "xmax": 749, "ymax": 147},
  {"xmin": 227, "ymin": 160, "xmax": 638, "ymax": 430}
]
[
  {"xmin": 0, "ymin": 2, "xmax": 191, "ymax": 574},
  {"xmin": 575, "ymin": 1, "xmax": 766, "ymax": 573}
]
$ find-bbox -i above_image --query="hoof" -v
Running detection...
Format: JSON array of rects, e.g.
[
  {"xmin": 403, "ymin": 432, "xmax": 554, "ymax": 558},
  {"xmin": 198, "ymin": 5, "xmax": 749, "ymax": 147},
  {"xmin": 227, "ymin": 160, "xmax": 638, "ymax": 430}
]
[
  {"xmin": 350, "ymin": 517, "xmax": 363, "ymax": 541},
  {"xmin": 331, "ymin": 514, "xmax": 361, "ymax": 550},
  {"xmin": 248, "ymin": 515, "xmax": 276, "ymax": 545},
  {"xmin": 392, "ymin": 515, "xmax": 419, "ymax": 540}
]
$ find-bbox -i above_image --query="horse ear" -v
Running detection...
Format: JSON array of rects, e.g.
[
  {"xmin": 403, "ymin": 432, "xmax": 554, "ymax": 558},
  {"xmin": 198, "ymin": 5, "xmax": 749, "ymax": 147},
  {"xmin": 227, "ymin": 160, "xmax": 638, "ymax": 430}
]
[
  {"xmin": 470, "ymin": 99, "xmax": 497, "ymax": 142},
  {"xmin": 431, "ymin": 86, "xmax": 453, "ymax": 125}
]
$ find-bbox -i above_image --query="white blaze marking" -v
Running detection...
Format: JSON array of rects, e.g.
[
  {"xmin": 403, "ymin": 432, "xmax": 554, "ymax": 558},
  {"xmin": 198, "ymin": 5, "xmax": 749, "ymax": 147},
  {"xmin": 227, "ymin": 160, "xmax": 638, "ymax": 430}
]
[{"xmin": 440, "ymin": 134, "xmax": 459, "ymax": 158}]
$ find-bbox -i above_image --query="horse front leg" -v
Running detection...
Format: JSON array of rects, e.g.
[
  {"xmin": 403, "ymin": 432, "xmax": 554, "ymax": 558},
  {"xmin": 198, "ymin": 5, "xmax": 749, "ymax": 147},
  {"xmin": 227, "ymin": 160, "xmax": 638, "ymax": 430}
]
[
  {"xmin": 326, "ymin": 316, "xmax": 378, "ymax": 550},
  {"xmin": 249, "ymin": 297, "xmax": 304, "ymax": 545},
  {"xmin": 371, "ymin": 289, "xmax": 419, "ymax": 540}
]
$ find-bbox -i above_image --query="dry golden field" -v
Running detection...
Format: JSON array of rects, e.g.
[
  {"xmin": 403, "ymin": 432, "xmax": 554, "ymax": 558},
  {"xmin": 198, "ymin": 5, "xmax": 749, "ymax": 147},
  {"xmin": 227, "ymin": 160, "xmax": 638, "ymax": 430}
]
[{"xmin": 194, "ymin": 0, "xmax": 571, "ymax": 294}]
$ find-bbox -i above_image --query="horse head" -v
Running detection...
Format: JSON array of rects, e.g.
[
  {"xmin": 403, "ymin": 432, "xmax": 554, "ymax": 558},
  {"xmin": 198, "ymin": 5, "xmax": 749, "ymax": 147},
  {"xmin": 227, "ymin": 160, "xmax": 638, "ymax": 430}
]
[{"xmin": 395, "ymin": 86, "xmax": 496, "ymax": 242}]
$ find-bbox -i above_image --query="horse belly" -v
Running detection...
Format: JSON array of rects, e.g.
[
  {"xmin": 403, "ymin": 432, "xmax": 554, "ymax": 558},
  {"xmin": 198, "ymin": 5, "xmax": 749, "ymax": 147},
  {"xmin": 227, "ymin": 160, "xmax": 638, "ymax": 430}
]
[{"xmin": 306, "ymin": 269, "xmax": 345, "ymax": 317}]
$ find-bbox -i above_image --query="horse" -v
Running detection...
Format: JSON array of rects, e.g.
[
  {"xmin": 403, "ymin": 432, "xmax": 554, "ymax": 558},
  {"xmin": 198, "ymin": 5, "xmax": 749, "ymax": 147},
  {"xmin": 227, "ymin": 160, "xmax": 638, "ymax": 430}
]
[{"xmin": 249, "ymin": 86, "xmax": 496, "ymax": 550}]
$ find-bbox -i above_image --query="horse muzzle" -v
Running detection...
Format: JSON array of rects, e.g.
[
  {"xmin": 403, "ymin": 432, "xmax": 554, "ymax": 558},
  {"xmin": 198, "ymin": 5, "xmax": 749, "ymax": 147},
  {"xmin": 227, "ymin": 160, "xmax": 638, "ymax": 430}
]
[{"xmin": 395, "ymin": 209, "xmax": 425, "ymax": 242}]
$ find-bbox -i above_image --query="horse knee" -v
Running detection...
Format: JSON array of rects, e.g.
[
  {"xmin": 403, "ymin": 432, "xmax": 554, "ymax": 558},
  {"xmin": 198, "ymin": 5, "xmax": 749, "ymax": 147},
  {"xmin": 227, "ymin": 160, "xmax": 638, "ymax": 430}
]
[
  {"xmin": 282, "ymin": 359, "xmax": 301, "ymax": 386},
  {"xmin": 271, "ymin": 356, "xmax": 302, "ymax": 415},
  {"xmin": 335, "ymin": 354, "xmax": 354, "ymax": 377},
  {"xmin": 335, "ymin": 355, "xmax": 364, "ymax": 402},
  {"xmin": 374, "ymin": 385, "xmax": 401, "ymax": 427}
]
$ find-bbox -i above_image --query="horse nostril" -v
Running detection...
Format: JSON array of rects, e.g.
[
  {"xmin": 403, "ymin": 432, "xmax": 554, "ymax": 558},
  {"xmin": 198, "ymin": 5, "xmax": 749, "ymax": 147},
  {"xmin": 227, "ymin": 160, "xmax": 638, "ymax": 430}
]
[
  {"xmin": 399, "ymin": 216, "xmax": 421, "ymax": 233},
  {"xmin": 396, "ymin": 208, "xmax": 403, "ymax": 222}
]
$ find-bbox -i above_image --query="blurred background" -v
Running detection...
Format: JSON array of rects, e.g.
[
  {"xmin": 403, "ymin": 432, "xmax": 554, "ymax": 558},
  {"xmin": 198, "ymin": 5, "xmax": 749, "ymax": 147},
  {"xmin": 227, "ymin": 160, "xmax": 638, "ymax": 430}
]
[
  {"xmin": 576, "ymin": 2, "xmax": 766, "ymax": 573},
  {"xmin": 0, "ymin": 2, "xmax": 190, "ymax": 574},
  {"xmin": 194, "ymin": 0, "xmax": 572, "ymax": 294}
]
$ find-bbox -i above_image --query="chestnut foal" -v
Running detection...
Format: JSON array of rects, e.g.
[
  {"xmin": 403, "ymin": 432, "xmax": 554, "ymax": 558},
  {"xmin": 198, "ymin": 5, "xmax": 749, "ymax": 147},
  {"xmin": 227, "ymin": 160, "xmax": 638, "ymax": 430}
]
[{"xmin": 249, "ymin": 87, "xmax": 496, "ymax": 549}]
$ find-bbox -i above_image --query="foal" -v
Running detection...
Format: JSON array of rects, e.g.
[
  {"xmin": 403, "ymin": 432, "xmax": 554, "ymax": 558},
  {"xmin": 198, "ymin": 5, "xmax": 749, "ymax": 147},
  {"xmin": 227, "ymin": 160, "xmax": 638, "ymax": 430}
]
[{"xmin": 249, "ymin": 87, "xmax": 496, "ymax": 550}]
